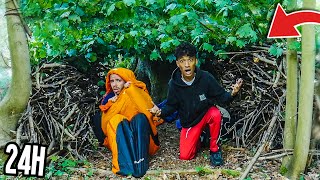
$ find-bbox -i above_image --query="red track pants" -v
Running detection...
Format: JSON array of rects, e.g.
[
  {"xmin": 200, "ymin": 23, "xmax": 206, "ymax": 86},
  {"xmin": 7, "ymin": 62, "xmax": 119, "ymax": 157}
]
[{"xmin": 179, "ymin": 106, "xmax": 222, "ymax": 160}]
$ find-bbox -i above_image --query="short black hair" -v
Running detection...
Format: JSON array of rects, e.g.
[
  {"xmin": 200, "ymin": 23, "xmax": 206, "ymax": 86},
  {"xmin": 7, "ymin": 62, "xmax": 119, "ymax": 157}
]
[{"xmin": 174, "ymin": 42, "xmax": 197, "ymax": 60}]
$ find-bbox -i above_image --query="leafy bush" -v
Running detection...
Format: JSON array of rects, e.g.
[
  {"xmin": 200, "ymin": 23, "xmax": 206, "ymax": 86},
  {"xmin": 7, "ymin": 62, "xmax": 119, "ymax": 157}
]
[{"xmin": 21, "ymin": 0, "xmax": 281, "ymax": 66}]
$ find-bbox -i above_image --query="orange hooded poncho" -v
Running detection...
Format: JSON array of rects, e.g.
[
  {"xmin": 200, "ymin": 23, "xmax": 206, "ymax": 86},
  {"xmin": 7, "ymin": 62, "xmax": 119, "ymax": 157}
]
[{"xmin": 99, "ymin": 68, "xmax": 162, "ymax": 174}]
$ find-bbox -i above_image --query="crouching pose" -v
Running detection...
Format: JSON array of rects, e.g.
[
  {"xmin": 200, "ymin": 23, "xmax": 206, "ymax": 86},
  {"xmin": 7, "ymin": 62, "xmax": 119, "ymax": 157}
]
[
  {"xmin": 149, "ymin": 42, "xmax": 243, "ymax": 166},
  {"xmin": 92, "ymin": 68, "xmax": 161, "ymax": 177}
]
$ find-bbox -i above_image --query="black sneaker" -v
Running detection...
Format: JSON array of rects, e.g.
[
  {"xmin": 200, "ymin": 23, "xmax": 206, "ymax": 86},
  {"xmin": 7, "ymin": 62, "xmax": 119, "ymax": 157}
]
[{"xmin": 210, "ymin": 148, "xmax": 224, "ymax": 166}]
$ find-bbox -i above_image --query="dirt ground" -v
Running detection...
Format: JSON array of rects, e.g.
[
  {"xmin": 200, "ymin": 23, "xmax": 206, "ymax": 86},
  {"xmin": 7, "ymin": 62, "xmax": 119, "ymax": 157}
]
[{"xmin": 78, "ymin": 123, "xmax": 320, "ymax": 180}]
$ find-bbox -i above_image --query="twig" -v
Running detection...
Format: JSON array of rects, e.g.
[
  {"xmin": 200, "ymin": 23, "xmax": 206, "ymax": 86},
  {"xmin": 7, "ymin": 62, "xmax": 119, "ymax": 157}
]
[
  {"xmin": 39, "ymin": 76, "xmax": 76, "ymax": 88},
  {"xmin": 41, "ymin": 63, "xmax": 67, "ymax": 69},
  {"xmin": 220, "ymin": 50, "xmax": 266, "ymax": 55},
  {"xmin": 258, "ymin": 152, "xmax": 293, "ymax": 160}
]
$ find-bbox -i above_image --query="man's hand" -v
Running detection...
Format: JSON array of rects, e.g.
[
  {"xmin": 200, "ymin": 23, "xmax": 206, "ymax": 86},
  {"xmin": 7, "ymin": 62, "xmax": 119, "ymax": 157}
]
[
  {"xmin": 231, "ymin": 78, "xmax": 243, "ymax": 96},
  {"xmin": 148, "ymin": 102, "xmax": 161, "ymax": 116}
]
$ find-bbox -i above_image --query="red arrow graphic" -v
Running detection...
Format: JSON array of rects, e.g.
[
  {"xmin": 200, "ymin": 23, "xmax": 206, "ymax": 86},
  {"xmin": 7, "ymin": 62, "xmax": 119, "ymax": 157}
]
[{"xmin": 268, "ymin": 4, "xmax": 320, "ymax": 38}]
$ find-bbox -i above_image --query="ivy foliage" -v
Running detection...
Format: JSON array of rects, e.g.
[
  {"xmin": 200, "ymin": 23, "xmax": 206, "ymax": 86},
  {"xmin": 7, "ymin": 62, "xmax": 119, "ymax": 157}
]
[{"xmin": 21, "ymin": 0, "xmax": 281, "ymax": 66}]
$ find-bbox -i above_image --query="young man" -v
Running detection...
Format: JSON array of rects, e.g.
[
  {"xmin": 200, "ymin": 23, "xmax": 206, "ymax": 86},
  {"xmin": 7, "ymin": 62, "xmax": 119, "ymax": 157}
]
[
  {"xmin": 92, "ymin": 68, "xmax": 161, "ymax": 177},
  {"xmin": 149, "ymin": 42, "xmax": 243, "ymax": 166}
]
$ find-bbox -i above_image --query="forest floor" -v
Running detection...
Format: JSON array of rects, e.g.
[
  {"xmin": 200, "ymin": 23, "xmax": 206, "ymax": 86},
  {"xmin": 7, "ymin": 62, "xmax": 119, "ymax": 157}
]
[{"xmin": 60, "ymin": 122, "xmax": 320, "ymax": 180}]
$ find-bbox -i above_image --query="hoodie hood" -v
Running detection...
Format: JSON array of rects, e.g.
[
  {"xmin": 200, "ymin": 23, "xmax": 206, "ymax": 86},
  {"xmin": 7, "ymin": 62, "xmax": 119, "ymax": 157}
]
[
  {"xmin": 105, "ymin": 68, "xmax": 148, "ymax": 94},
  {"xmin": 170, "ymin": 67, "xmax": 202, "ymax": 87}
]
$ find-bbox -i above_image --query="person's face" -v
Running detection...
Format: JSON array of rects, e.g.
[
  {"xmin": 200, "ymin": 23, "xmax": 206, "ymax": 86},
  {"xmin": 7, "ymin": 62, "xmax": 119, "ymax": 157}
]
[
  {"xmin": 110, "ymin": 74, "xmax": 125, "ymax": 95},
  {"xmin": 176, "ymin": 55, "xmax": 197, "ymax": 81}
]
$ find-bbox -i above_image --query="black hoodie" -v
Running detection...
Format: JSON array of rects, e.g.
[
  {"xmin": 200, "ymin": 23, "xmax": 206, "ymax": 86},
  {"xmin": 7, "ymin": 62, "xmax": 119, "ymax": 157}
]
[{"xmin": 161, "ymin": 67, "xmax": 233, "ymax": 128}]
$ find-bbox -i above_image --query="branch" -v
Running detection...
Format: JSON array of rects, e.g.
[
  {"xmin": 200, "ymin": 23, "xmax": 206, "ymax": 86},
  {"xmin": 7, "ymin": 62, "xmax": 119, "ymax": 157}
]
[
  {"xmin": 252, "ymin": 53, "xmax": 277, "ymax": 66},
  {"xmin": 62, "ymin": 104, "xmax": 77, "ymax": 123},
  {"xmin": 258, "ymin": 152, "xmax": 293, "ymax": 160}
]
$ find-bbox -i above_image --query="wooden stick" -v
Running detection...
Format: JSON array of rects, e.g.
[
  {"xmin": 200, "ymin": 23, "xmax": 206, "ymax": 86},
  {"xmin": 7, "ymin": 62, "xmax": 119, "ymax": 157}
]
[
  {"xmin": 62, "ymin": 104, "xmax": 77, "ymax": 123},
  {"xmin": 41, "ymin": 63, "xmax": 66, "ymax": 69},
  {"xmin": 258, "ymin": 152, "xmax": 293, "ymax": 160},
  {"xmin": 252, "ymin": 53, "xmax": 277, "ymax": 66}
]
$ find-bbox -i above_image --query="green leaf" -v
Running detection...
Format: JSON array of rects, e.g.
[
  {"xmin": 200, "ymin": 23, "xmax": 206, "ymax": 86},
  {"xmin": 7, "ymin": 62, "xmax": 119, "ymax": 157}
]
[
  {"xmin": 61, "ymin": 159, "xmax": 77, "ymax": 168},
  {"xmin": 60, "ymin": 11, "xmax": 71, "ymax": 18},
  {"xmin": 61, "ymin": 19, "xmax": 69, "ymax": 27},
  {"xmin": 144, "ymin": 29, "xmax": 151, "ymax": 36},
  {"xmin": 123, "ymin": 0, "xmax": 135, "ymax": 6},
  {"xmin": 118, "ymin": 34, "xmax": 125, "ymax": 43},
  {"xmin": 268, "ymin": 44, "xmax": 283, "ymax": 57},
  {"xmin": 87, "ymin": 169, "xmax": 94, "ymax": 176},
  {"xmin": 166, "ymin": 54, "xmax": 176, "ymax": 62},
  {"xmin": 75, "ymin": 7, "xmax": 85, "ymax": 16},
  {"xmin": 172, "ymin": 39, "xmax": 180, "ymax": 46},
  {"xmin": 97, "ymin": 37, "xmax": 105, "ymax": 45},
  {"xmin": 85, "ymin": 52, "xmax": 97, "ymax": 62},
  {"xmin": 203, "ymin": 43, "xmax": 214, "ymax": 52},
  {"xmin": 288, "ymin": 41, "xmax": 301, "ymax": 51},
  {"xmin": 68, "ymin": 14, "xmax": 81, "ymax": 22},
  {"xmin": 191, "ymin": 28, "xmax": 202, "ymax": 38},
  {"xmin": 169, "ymin": 15, "xmax": 184, "ymax": 25},
  {"xmin": 236, "ymin": 40, "xmax": 246, "ymax": 48},
  {"xmin": 39, "ymin": 50, "xmax": 46, "ymax": 58},
  {"xmin": 50, "ymin": 155, "xmax": 59, "ymax": 162},
  {"xmin": 129, "ymin": 30, "xmax": 138, "ymax": 37},
  {"xmin": 160, "ymin": 41, "xmax": 171, "ymax": 50},
  {"xmin": 236, "ymin": 23, "xmax": 257, "ymax": 42},
  {"xmin": 226, "ymin": 36, "xmax": 236, "ymax": 44},
  {"xmin": 164, "ymin": 3, "xmax": 176, "ymax": 13},
  {"xmin": 66, "ymin": 49, "xmax": 77, "ymax": 57},
  {"xmin": 215, "ymin": 49, "xmax": 228, "ymax": 59},
  {"xmin": 97, "ymin": 80, "xmax": 105, "ymax": 86},
  {"xmin": 279, "ymin": 165, "xmax": 288, "ymax": 175},
  {"xmin": 150, "ymin": 50, "xmax": 161, "ymax": 60},
  {"xmin": 221, "ymin": 169, "xmax": 240, "ymax": 177},
  {"xmin": 99, "ymin": 91, "xmax": 106, "ymax": 96},
  {"xmin": 107, "ymin": 3, "xmax": 116, "ymax": 16},
  {"xmin": 145, "ymin": 0, "xmax": 155, "ymax": 6},
  {"xmin": 54, "ymin": 170, "xmax": 64, "ymax": 176}
]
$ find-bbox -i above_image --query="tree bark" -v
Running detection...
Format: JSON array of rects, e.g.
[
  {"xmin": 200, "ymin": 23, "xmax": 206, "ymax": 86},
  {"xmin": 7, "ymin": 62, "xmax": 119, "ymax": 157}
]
[
  {"xmin": 287, "ymin": 0, "xmax": 316, "ymax": 178},
  {"xmin": 0, "ymin": 0, "xmax": 31, "ymax": 148},
  {"xmin": 282, "ymin": 0, "xmax": 298, "ymax": 170}
]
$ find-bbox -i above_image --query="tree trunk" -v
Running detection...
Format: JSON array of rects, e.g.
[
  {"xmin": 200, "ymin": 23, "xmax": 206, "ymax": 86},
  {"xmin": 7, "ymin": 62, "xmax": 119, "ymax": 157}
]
[
  {"xmin": 287, "ymin": 0, "xmax": 316, "ymax": 178},
  {"xmin": 0, "ymin": 0, "xmax": 31, "ymax": 148},
  {"xmin": 282, "ymin": 0, "xmax": 298, "ymax": 170}
]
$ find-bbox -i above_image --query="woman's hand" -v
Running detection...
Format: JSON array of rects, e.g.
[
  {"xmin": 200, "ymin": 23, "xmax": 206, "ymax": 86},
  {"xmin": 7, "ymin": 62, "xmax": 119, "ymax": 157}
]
[
  {"xmin": 109, "ymin": 95, "xmax": 118, "ymax": 102},
  {"xmin": 124, "ymin": 81, "xmax": 132, "ymax": 88}
]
